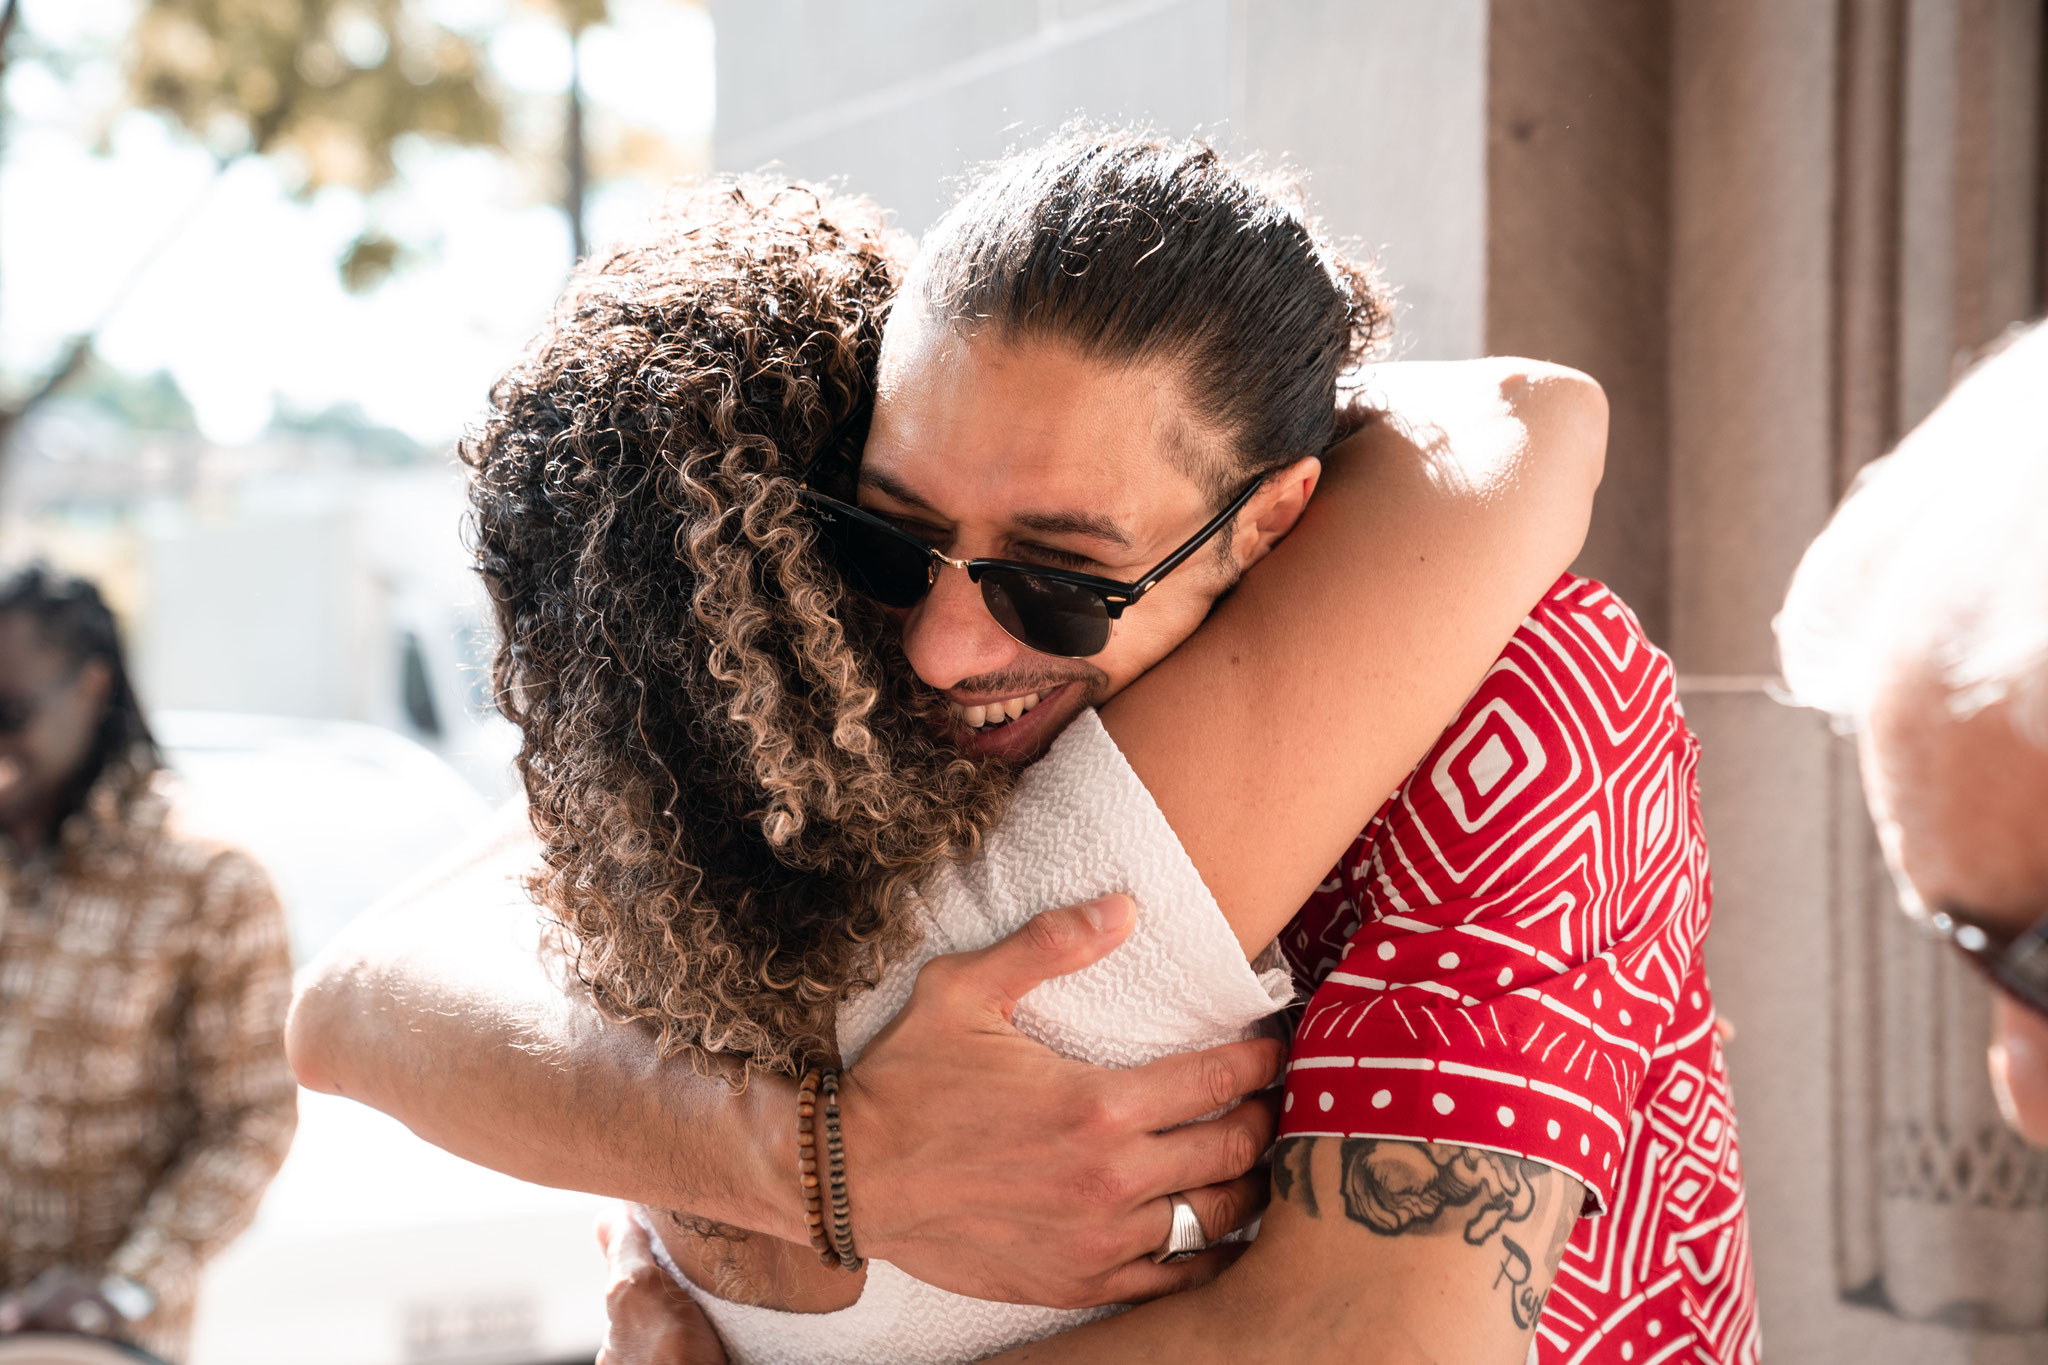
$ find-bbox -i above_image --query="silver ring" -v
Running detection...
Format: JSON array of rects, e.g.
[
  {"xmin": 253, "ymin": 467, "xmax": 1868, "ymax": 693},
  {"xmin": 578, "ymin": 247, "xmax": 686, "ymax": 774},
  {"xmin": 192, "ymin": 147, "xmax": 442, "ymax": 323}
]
[
  {"xmin": 1150, "ymin": 1192, "xmax": 1207, "ymax": 1264},
  {"xmin": 67, "ymin": 1297, "xmax": 112, "ymax": 1335}
]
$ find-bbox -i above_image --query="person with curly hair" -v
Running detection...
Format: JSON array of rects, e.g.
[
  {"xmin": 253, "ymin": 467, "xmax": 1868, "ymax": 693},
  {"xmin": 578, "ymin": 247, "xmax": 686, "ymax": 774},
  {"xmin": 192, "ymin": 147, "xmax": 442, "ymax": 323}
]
[{"xmin": 293, "ymin": 129, "xmax": 1755, "ymax": 1365}]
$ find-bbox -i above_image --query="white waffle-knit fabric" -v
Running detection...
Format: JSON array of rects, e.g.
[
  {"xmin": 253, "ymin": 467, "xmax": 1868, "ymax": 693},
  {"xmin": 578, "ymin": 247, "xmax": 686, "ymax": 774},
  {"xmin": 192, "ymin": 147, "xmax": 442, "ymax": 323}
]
[{"xmin": 649, "ymin": 708, "xmax": 1294, "ymax": 1365}]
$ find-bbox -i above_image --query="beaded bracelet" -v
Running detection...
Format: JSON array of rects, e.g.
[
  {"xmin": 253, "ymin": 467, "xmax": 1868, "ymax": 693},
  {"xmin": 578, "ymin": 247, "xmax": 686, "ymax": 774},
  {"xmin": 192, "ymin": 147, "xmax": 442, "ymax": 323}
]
[
  {"xmin": 795, "ymin": 1067, "xmax": 834, "ymax": 1265},
  {"xmin": 820, "ymin": 1070, "xmax": 864, "ymax": 1271}
]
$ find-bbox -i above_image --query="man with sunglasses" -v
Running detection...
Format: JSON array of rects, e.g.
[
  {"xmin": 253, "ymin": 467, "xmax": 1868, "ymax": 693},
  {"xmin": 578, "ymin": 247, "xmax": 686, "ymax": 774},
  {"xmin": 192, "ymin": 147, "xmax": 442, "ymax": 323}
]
[
  {"xmin": 1780, "ymin": 322, "xmax": 2048, "ymax": 1142},
  {"xmin": 0, "ymin": 566, "xmax": 297, "ymax": 1360}
]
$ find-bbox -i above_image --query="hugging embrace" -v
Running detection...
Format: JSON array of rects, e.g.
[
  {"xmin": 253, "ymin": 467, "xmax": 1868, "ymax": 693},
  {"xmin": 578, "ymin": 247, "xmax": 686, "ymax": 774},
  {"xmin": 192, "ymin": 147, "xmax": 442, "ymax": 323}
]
[{"xmin": 294, "ymin": 129, "xmax": 1760, "ymax": 1365}]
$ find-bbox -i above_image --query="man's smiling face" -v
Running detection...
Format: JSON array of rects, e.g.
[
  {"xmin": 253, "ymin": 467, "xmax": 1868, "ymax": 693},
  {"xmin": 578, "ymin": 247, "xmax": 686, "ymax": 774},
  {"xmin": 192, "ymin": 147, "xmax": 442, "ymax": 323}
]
[{"xmin": 861, "ymin": 310, "xmax": 1250, "ymax": 762}]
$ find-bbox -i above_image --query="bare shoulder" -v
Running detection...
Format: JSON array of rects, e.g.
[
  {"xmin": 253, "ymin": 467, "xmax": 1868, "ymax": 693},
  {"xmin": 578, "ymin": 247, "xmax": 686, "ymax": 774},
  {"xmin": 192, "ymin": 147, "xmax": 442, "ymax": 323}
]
[{"xmin": 1336, "ymin": 357, "xmax": 1607, "ymax": 498}]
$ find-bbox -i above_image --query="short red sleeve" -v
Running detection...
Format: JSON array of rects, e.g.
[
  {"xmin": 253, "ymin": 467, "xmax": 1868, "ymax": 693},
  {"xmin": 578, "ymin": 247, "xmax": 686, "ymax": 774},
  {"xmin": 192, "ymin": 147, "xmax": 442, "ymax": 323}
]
[{"xmin": 1277, "ymin": 577, "xmax": 1714, "ymax": 1216}]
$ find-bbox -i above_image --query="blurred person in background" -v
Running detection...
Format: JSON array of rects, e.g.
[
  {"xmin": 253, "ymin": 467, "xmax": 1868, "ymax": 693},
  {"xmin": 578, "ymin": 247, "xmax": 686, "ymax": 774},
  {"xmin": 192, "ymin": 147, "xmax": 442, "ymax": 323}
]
[
  {"xmin": 1778, "ymin": 322, "xmax": 2048, "ymax": 1142},
  {"xmin": 0, "ymin": 567, "xmax": 296, "ymax": 1361}
]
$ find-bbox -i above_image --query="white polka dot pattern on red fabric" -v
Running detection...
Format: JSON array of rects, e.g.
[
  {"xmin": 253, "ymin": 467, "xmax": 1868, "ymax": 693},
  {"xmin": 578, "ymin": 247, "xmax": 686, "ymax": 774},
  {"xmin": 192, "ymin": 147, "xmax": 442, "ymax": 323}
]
[{"xmin": 1277, "ymin": 576, "xmax": 1759, "ymax": 1365}]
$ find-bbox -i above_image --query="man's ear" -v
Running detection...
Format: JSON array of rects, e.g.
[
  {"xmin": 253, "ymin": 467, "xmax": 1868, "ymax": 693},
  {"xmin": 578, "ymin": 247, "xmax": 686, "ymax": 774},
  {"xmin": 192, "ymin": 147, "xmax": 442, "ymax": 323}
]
[{"xmin": 1230, "ymin": 455, "xmax": 1322, "ymax": 573}]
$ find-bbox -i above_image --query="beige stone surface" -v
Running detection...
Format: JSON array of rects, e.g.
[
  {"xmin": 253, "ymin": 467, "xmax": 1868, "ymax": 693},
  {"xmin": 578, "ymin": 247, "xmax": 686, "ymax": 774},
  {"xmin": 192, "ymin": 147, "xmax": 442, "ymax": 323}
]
[
  {"xmin": 1237, "ymin": 0, "xmax": 1488, "ymax": 361},
  {"xmin": 1485, "ymin": 0, "xmax": 1672, "ymax": 641},
  {"xmin": 1668, "ymin": 0, "xmax": 1842, "ymax": 680},
  {"xmin": 712, "ymin": 0, "xmax": 1235, "ymax": 235},
  {"xmin": 1689, "ymin": 693, "xmax": 2048, "ymax": 1362},
  {"xmin": 712, "ymin": 1, "xmax": 1040, "ymax": 149},
  {"xmin": 1490, "ymin": 0, "xmax": 2048, "ymax": 1356}
]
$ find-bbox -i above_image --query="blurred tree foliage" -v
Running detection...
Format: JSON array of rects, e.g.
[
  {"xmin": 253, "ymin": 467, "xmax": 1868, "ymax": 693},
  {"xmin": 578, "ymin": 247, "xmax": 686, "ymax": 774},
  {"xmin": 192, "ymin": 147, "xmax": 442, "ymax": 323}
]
[
  {"xmin": 128, "ymin": 0, "xmax": 503, "ymax": 193},
  {"xmin": 0, "ymin": 0, "xmax": 514, "ymax": 455},
  {"xmin": 127, "ymin": 0, "xmax": 508, "ymax": 293},
  {"xmin": 535, "ymin": 0, "xmax": 611, "ymax": 34},
  {"xmin": 0, "ymin": 0, "xmax": 692, "ymax": 472}
]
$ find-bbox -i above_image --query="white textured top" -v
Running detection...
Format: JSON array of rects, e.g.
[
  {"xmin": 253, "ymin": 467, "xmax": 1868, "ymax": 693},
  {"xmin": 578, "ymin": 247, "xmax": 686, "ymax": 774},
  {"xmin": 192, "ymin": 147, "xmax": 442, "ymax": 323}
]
[{"xmin": 652, "ymin": 709, "xmax": 1294, "ymax": 1365}]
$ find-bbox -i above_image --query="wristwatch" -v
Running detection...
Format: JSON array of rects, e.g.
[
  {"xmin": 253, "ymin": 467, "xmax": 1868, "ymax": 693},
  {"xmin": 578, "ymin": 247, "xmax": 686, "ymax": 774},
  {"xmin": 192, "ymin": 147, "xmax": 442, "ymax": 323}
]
[{"xmin": 96, "ymin": 1274, "xmax": 156, "ymax": 1323}]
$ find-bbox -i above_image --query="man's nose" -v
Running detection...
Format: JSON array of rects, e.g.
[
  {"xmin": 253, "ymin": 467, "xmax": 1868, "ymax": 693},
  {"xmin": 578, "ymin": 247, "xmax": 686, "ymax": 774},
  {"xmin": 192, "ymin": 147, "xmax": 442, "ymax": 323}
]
[{"xmin": 899, "ymin": 564, "xmax": 1021, "ymax": 689}]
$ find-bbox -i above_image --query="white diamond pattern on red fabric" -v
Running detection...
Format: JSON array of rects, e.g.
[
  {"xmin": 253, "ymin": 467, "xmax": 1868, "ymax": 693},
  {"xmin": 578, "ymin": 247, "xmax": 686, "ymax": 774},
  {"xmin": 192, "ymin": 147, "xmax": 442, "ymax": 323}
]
[{"xmin": 1278, "ymin": 576, "xmax": 1760, "ymax": 1365}]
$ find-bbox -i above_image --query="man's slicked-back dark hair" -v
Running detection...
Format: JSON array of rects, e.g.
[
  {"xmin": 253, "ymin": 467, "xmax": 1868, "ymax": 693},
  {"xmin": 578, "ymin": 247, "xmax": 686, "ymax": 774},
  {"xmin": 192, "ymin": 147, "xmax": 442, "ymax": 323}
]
[{"xmin": 907, "ymin": 127, "xmax": 1392, "ymax": 498}]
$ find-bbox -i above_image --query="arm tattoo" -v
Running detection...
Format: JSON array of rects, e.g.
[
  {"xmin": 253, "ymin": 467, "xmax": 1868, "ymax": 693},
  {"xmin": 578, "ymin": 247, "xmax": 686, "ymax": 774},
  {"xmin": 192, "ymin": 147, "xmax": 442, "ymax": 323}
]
[
  {"xmin": 1271, "ymin": 1133, "xmax": 1318, "ymax": 1218},
  {"xmin": 1274, "ymin": 1136, "xmax": 1579, "ymax": 1331}
]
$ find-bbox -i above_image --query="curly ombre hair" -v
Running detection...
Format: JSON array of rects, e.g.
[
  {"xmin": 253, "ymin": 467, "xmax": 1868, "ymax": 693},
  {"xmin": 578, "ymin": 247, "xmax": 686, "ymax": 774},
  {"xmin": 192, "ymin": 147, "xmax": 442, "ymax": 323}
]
[{"xmin": 464, "ymin": 180, "xmax": 1012, "ymax": 1078}]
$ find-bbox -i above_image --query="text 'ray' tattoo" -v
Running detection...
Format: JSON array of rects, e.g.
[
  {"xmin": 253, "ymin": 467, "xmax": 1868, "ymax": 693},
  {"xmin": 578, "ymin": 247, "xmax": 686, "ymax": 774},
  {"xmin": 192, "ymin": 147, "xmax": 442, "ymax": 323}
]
[{"xmin": 1274, "ymin": 1136, "xmax": 1579, "ymax": 1331}]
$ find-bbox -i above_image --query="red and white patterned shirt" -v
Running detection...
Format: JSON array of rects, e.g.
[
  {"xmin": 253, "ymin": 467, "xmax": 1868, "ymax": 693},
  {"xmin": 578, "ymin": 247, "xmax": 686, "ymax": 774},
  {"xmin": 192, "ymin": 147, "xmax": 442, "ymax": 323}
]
[{"xmin": 1276, "ymin": 575, "xmax": 1760, "ymax": 1365}]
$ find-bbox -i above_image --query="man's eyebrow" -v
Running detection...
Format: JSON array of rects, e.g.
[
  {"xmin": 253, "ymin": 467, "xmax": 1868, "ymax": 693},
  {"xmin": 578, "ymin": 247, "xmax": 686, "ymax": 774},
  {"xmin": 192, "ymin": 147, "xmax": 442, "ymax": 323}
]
[
  {"xmin": 858, "ymin": 470, "xmax": 1136, "ymax": 550},
  {"xmin": 1010, "ymin": 509, "xmax": 1135, "ymax": 550},
  {"xmin": 856, "ymin": 468, "xmax": 942, "ymax": 515}
]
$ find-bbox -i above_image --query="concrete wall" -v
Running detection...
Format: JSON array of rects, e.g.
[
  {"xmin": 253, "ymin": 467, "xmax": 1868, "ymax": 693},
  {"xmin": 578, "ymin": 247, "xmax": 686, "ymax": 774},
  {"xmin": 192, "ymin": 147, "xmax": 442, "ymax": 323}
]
[{"xmin": 711, "ymin": 0, "xmax": 1488, "ymax": 360}]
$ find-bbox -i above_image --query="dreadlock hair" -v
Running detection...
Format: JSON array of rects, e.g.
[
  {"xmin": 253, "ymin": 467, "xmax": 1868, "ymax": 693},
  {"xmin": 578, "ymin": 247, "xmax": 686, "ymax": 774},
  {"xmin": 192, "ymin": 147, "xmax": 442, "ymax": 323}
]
[
  {"xmin": 0, "ymin": 564, "xmax": 162, "ymax": 821},
  {"xmin": 464, "ymin": 179, "xmax": 1014, "ymax": 1080}
]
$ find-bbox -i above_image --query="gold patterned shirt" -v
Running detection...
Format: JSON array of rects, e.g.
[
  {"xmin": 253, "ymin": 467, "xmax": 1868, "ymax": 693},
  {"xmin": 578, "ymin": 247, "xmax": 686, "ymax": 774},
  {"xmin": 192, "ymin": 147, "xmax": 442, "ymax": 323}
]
[{"xmin": 0, "ymin": 770, "xmax": 297, "ymax": 1360}]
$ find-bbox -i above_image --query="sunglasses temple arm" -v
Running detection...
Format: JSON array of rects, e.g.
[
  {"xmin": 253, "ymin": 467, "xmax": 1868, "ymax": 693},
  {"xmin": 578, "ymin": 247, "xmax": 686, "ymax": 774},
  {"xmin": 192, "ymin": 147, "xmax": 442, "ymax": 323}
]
[{"xmin": 1127, "ymin": 478, "xmax": 1268, "ymax": 598}]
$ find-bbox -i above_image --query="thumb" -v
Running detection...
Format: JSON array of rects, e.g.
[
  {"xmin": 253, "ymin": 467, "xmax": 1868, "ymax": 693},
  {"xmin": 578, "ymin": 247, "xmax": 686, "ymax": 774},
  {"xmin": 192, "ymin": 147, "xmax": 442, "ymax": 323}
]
[{"xmin": 949, "ymin": 895, "xmax": 1136, "ymax": 1020}]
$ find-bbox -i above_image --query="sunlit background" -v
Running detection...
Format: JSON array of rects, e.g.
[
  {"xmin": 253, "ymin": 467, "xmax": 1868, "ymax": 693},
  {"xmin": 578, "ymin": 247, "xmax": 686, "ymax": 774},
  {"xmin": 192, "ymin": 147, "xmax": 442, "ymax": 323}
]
[
  {"xmin": 2, "ymin": 0, "xmax": 712, "ymax": 800},
  {"xmin": 2, "ymin": 2, "xmax": 712, "ymax": 1360}
]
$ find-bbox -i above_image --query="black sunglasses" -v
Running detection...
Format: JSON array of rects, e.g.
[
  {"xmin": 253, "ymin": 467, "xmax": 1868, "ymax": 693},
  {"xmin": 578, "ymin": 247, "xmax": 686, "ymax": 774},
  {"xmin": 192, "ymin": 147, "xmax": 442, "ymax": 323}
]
[
  {"xmin": 1923, "ymin": 903, "xmax": 2048, "ymax": 1019},
  {"xmin": 794, "ymin": 411, "xmax": 1265, "ymax": 659}
]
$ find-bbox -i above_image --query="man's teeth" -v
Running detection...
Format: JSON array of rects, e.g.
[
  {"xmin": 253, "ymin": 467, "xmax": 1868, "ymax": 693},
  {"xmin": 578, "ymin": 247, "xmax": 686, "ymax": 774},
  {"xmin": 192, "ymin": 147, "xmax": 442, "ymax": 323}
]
[{"xmin": 948, "ymin": 692, "xmax": 1045, "ymax": 730}]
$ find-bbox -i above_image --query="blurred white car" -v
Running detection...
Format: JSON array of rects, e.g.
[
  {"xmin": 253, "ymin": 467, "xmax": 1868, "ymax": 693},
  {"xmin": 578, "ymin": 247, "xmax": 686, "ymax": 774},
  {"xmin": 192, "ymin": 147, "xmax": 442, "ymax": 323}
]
[{"xmin": 155, "ymin": 714, "xmax": 611, "ymax": 1365}]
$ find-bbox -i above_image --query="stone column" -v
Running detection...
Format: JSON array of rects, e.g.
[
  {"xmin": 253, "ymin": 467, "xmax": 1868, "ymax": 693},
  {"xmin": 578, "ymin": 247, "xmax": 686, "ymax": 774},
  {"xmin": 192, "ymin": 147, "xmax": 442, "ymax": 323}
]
[
  {"xmin": 1664, "ymin": 0, "xmax": 1850, "ymax": 1285},
  {"xmin": 1485, "ymin": 0, "xmax": 1672, "ymax": 641}
]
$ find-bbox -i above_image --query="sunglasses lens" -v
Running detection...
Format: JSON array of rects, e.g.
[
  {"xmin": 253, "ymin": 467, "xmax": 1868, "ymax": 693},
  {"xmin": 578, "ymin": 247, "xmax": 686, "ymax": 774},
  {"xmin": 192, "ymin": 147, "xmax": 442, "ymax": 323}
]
[
  {"xmin": 980, "ymin": 569, "xmax": 1112, "ymax": 658},
  {"xmin": 800, "ymin": 496, "xmax": 933, "ymax": 609}
]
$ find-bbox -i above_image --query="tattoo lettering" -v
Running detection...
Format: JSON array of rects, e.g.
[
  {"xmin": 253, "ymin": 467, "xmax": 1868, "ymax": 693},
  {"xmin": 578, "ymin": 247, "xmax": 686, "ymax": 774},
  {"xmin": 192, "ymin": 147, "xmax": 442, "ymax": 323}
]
[{"xmin": 1495, "ymin": 1234, "xmax": 1536, "ymax": 1325}]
